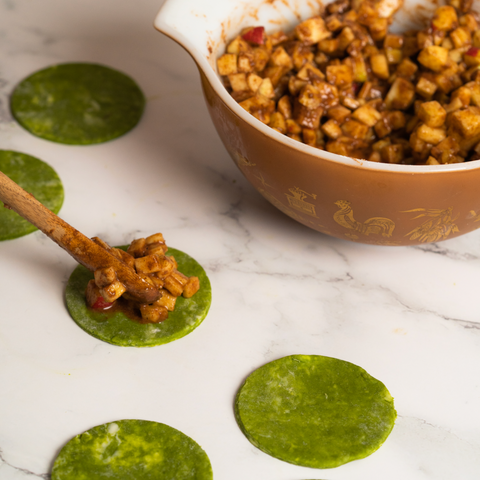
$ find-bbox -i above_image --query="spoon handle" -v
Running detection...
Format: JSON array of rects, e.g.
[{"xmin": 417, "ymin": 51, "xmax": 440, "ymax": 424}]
[{"xmin": 0, "ymin": 171, "xmax": 159, "ymax": 304}]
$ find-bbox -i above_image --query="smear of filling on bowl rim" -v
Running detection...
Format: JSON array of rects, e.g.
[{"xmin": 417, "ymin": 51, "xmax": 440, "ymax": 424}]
[{"xmin": 217, "ymin": 0, "xmax": 480, "ymax": 165}]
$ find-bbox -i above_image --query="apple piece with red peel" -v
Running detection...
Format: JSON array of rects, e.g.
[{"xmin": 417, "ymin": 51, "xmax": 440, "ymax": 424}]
[
  {"xmin": 91, "ymin": 296, "xmax": 114, "ymax": 310},
  {"xmin": 242, "ymin": 27, "xmax": 265, "ymax": 45},
  {"xmin": 465, "ymin": 47, "xmax": 480, "ymax": 66}
]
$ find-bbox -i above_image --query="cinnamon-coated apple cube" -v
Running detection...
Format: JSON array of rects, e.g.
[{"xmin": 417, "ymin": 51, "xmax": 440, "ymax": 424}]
[
  {"xmin": 369, "ymin": 18, "xmax": 389, "ymax": 41},
  {"xmin": 167, "ymin": 256, "xmax": 178, "ymax": 270},
  {"xmin": 139, "ymin": 303, "xmax": 168, "ymax": 323},
  {"xmin": 431, "ymin": 5, "xmax": 458, "ymax": 31},
  {"xmin": 385, "ymin": 48, "xmax": 402, "ymax": 64},
  {"xmin": 156, "ymin": 255, "xmax": 175, "ymax": 277},
  {"xmin": 227, "ymin": 37, "xmax": 252, "ymax": 55},
  {"xmin": 298, "ymin": 84, "xmax": 322, "ymax": 109},
  {"xmin": 134, "ymin": 254, "xmax": 163, "ymax": 274},
  {"xmin": 409, "ymin": 132, "xmax": 427, "ymax": 153},
  {"xmin": 286, "ymin": 118, "xmax": 302, "ymax": 135},
  {"xmin": 257, "ymin": 78, "xmax": 275, "ymax": 98},
  {"xmin": 370, "ymin": 54, "xmax": 390, "ymax": 79},
  {"xmin": 459, "ymin": 13, "xmax": 478, "ymax": 32},
  {"xmin": 389, "ymin": 111, "xmax": 407, "ymax": 130},
  {"xmin": 288, "ymin": 76, "xmax": 308, "ymax": 96},
  {"xmin": 351, "ymin": 56, "xmax": 368, "ymax": 83},
  {"xmin": 322, "ymin": 119, "xmax": 342, "ymax": 139},
  {"xmin": 86, "ymin": 280, "xmax": 105, "ymax": 308},
  {"xmin": 269, "ymin": 112, "xmax": 287, "ymax": 133},
  {"xmin": 418, "ymin": 46, "xmax": 450, "ymax": 71},
  {"xmin": 228, "ymin": 73, "xmax": 249, "ymax": 92},
  {"xmin": 239, "ymin": 94, "xmax": 275, "ymax": 124},
  {"xmin": 416, "ymin": 76, "xmax": 438, "ymax": 98},
  {"xmin": 341, "ymin": 119, "xmax": 370, "ymax": 140},
  {"xmin": 164, "ymin": 275, "xmax": 184, "ymax": 297},
  {"xmin": 327, "ymin": 105, "xmax": 351, "ymax": 124},
  {"xmin": 294, "ymin": 101, "xmax": 323, "ymax": 129},
  {"xmin": 150, "ymin": 276, "xmax": 164, "ymax": 289},
  {"xmin": 295, "ymin": 16, "xmax": 331, "ymax": 44},
  {"xmin": 341, "ymin": 96, "xmax": 360, "ymax": 110},
  {"xmin": 269, "ymin": 47, "xmax": 293, "ymax": 69},
  {"xmin": 384, "ymin": 34, "xmax": 404, "ymax": 49},
  {"xmin": 268, "ymin": 31, "xmax": 289, "ymax": 46},
  {"xmin": 302, "ymin": 128, "xmax": 317, "ymax": 146},
  {"xmin": 417, "ymin": 101, "xmax": 447, "ymax": 127},
  {"xmin": 450, "ymin": 27, "xmax": 471, "ymax": 49},
  {"xmin": 352, "ymin": 103, "xmax": 382, "ymax": 127},
  {"xmin": 246, "ymin": 73, "xmax": 263, "ymax": 93},
  {"xmin": 465, "ymin": 81, "xmax": 480, "ymax": 106},
  {"xmin": 291, "ymin": 43, "xmax": 314, "ymax": 70},
  {"xmin": 451, "ymin": 86, "xmax": 471, "ymax": 107},
  {"xmin": 372, "ymin": 138, "xmax": 391, "ymax": 152},
  {"xmin": 448, "ymin": 48, "xmax": 464, "ymax": 63},
  {"xmin": 380, "ymin": 144, "xmax": 404, "ymax": 163},
  {"xmin": 416, "ymin": 124, "xmax": 447, "ymax": 144},
  {"xmin": 326, "ymin": 64, "xmax": 353, "ymax": 87},
  {"xmin": 238, "ymin": 53, "xmax": 255, "ymax": 73},
  {"xmin": 217, "ymin": 54, "xmax": 238, "ymax": 76},
  {"xmin": 464, "ymin": 47, "xmax": 480, "ymax": 66},
  {"xmin": 277, "ymin": 95, "xmax": 292, "ymax": 119},
  {"xmin": 450, "ymin": 107, "xmax": 480, "ymax": 138},
  {"xmin": 296, "ymin": 63, "xmax": 325, "ymax": 82},
  {"xmin": 145, "ymin": 233, "xmax": 165, "ymax": 245},
  {"xmin": 126, "ymin": 237, "xmax": 147, "ymax": 258},
  {"xmin": 337, "ymin": 26, "xmax": 355, "ymax": 50},
  {"xmin": 94, "ymin": 266, "xmax": 117, "ymax": 288},
  {"xmin": 263, "ymin": 66, "xmax": 290, "ymax": 87},
  {"xmin": 155, "ymin": 288, "xmax": 177, "ymax": 311},
  {"xmin": 431, "ymin": 136, "xmax": 460, "ymax": 163},
  {"xmin": 183, "ymin": 277, "xmax": 200, "ymax": 298},
  {"xmin": 252, "ymin": 47, "xmax": 270, "ymax": 72},
  {"xmin": 325, "ymin": 14, "xmax": 344, "ymax": 32},
  {"xmin": 318, "ymin": 38, "xmax": 339, "ymax": 54},
  {"xmin": 385, "ymin": 77, "xmax": 415, "ymax": 110},
  {"xmin": 426, "ymin": 156, "xmax": 440, "ymax": 165},
  {"xmin": 145, "ymin": 243, "xmax": 167, "ymax": 256},
  {"xmin": 101, "ymin": 281, "xmax": 126, "ymax": 303},
  {"xmin": 368, "ymin": 151, "xmax": 382, "ymax": 162},
  {"xmin": 374, "ymin": 117, "xmax": 392, "ymax": 138}
]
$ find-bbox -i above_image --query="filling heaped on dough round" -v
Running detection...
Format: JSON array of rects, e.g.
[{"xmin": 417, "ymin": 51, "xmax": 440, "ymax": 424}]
[
  {"xmin": 10, "ymin": 62, "xmax": 145, "ymax": 145},
  {"xmin": 51, "ymin": 419, "xmax": 213, "ymax": 480},
  {"xmin": 65, "ymin": 237, "xmax": 211, "ymax": 347},
  {"xmin": 235, "ymin": 354, "xmax": 396, "ymax": 469},
  {"xmin": 0, "ymin": 150, "xmax": 64, "ymax": 241}
]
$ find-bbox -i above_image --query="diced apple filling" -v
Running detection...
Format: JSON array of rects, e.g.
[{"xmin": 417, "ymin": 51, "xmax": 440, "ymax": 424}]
[
  {"xmin": 85, "ymin": 233, "xmax": 200, "ymax": 323},
  {"xmin": 217, "ymin": 0, "xmax": 480, "ymax": 164}
]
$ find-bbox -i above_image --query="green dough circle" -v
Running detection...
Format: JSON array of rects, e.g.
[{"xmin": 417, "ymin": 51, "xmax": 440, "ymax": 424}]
[
  {"xmin": 10, "ymin": 63, "xmax": 145, "ymax": 145},
  {"xmin": 51, "ymin": 419, "xmax": 213, "ymax": 480},
  {"xmin": 0, "ymin": 150, "xmax": 64, "ymax": 241},
  {"xmin": 65, "ymin": 247, "xmax": 211, "ymax": 347},
  {"xmin": 235, "ymin": 355, "xmax": 396, "ymax": 469}
]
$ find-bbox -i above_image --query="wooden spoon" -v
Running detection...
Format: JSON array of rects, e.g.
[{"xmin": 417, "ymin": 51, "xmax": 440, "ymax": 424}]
[{"xmin": 0, "ymin": 171, "xmax": 160, "ymax": 304}]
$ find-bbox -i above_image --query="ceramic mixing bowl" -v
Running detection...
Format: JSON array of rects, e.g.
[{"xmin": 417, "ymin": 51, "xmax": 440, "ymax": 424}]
[{"xmin": 155, "ymin": 0, "xmax": 480, "ymax": 246}]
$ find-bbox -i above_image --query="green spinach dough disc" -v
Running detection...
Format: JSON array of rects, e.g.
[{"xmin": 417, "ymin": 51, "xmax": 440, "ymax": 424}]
[
  {"xmin": 10, "ymin": 63, "xmax": 145, "ymax": 144},
  {"xmin": 65, "ymin": 247, "xmax": 211, "ymax": 347},
  {"xmin": 51, "ymin": 419, "xmax": 213, "ymax": 480},
  {"xmin": 235, "ymin": 355, "xmax": 396, "ymax": 469},
  {"xmin": 0, "ymin": 150, "xmax": 64, "ymax": 241}
]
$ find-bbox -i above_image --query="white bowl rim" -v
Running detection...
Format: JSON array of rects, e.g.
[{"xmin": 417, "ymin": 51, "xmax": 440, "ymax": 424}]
[{"xmin": 154, "ymin": 0, "xmax": 480, "ymax": 175}]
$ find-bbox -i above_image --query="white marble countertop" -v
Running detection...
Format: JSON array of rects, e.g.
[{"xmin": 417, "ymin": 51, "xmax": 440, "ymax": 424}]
[{"xmin": 1, "ymin": 0, "xmax": 480, "ymax": 479}]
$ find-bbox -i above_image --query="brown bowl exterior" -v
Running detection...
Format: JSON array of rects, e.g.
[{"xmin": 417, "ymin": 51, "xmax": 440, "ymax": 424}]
[{"xmin": 201, "ymin": 71, "xmax": 480, "ymax": 246}]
